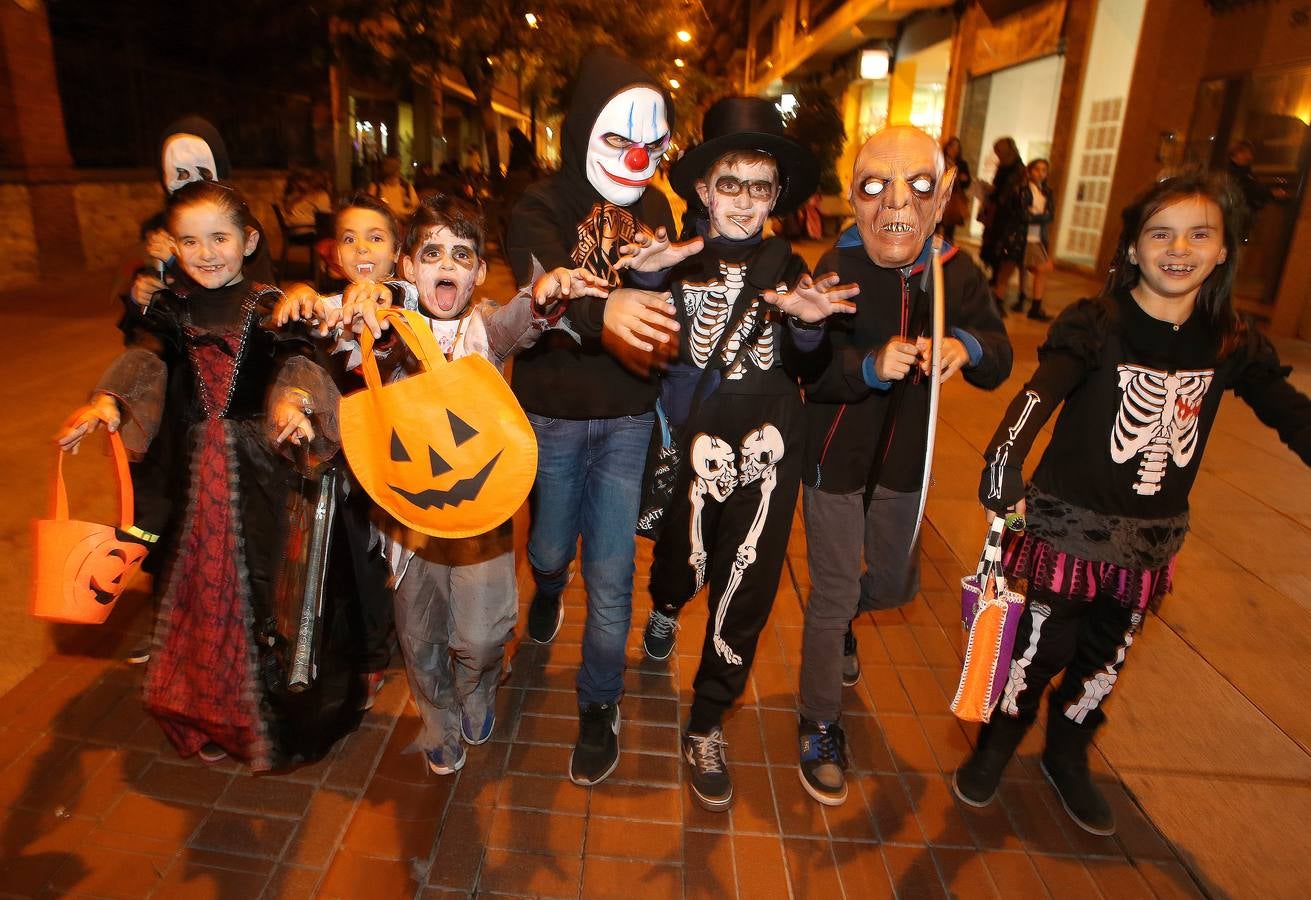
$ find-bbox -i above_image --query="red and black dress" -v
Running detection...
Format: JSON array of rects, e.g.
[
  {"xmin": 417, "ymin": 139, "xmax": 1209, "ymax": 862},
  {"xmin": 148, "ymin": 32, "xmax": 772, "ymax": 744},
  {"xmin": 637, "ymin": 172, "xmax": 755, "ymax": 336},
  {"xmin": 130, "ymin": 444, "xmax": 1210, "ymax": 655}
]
[{"xmin": 121, "ymin": 281, "xmax": 364, "ymax": 770}]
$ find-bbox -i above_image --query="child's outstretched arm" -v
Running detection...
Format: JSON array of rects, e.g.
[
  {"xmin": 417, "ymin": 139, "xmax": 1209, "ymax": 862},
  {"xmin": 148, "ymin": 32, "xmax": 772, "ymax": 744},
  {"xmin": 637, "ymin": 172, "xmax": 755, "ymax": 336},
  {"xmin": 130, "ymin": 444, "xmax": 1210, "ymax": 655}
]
[
  {"xmin": 763, "ymin": 272, "xmax": 859, "ymax": 324},
  {"xmin": 1233, "ymin": 328, "xmax": 1311, "ymax": 466},
  {"xmin": 613, "ymin": 226, "xmax": 704, "ymax": 274}
]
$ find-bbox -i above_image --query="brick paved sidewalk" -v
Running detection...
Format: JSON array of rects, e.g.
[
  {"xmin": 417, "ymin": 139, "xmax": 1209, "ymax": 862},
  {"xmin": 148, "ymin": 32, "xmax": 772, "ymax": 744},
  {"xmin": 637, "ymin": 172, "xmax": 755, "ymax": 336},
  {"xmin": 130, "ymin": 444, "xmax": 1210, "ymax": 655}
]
[{"xmin": 0, "ymin": 513, "xmax": 1206, "ymax": 899}]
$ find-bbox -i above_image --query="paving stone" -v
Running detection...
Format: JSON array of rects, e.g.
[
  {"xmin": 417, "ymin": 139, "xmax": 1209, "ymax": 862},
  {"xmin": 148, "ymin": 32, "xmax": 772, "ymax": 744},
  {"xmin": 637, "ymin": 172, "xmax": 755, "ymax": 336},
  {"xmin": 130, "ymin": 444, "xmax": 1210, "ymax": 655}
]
[
  {"xmin": 478, "ymin": 846, "xmax": 581, "ymax": 898},
  {"xmin": 682, "ymin": 828, "xmax": 736, "ymax": 897},
  {"xmin": 732, "ymin": 833, "xmax": 791, "ymax": 900},
  {"xmin": 581, "ymin": 855, "xmax": 682, "ymax": 897},
  {"xmin": 318, "ymin": 848, "xmax": 418, "ymax": 900},
  {"xmin": 189, "ymin": 809, "xmax": 297, "ymax": 860}
]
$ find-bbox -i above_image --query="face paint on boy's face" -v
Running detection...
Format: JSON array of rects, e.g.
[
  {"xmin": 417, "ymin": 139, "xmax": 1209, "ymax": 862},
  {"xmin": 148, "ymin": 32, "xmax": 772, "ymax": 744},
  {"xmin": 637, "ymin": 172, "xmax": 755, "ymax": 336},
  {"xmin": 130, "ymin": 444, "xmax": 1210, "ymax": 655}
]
[
  {"xmin": 336, "ymin": 208, "xmax": 398, "ymax": 283},
  {"xmin": 161, "ymin": 134, "xmax": 218, "ymax": 194},
  {"xmin": 695, "ymin": 160, "xmax": 778, "ymax": 241},
  {"xmin": 171, "ymin": 201, "xmax": 257, "ymax": 289},
  {"xmin": 404, "ymin": 226, "xmax": 486, "ymax": 320}
]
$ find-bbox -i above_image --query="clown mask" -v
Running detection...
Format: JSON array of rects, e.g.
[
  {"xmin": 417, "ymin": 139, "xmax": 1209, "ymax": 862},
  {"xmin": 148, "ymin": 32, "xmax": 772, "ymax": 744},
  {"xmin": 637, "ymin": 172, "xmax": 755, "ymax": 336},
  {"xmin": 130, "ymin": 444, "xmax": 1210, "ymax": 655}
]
[
  {"xmin": 850, "ymin": 127, "xmax": 956, "ymax": 269},
  {"xmin": 162, "ymin": 133, "xmax": 219, "ymax": 194},
  {"xmin": 401, "ymin": 226, "xmax": 487, "ymax": 320},
  {"xmin": 586, "ymin": 87, "xmax": 671, "ymax": 206}
]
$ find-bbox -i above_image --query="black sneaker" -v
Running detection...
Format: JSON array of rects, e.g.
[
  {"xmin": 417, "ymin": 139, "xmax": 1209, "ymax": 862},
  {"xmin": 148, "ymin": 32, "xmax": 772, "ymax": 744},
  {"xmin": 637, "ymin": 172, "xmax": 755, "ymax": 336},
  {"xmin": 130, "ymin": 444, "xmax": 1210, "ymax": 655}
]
[
  {"xmin": 798, "ymin": 717, "xmax": 848, "ymax": 806},
  {"xmin": 683, "ymin": 727, "xmax": 732, "ymax": 812},
  {"xmin": 570, "ymin": 702, "xmax": 620, "ymax": 786},
  {"xmin": 642, "ymin": 609, "xmax": 678, "ymax": 660},
  {"xmin": 1040, "ymin": 756, "xmax": 1115, "ymax": 835},
  {"xmin": 526, "ymin": 589, "xmax": 564, "ymax": 644},
  {"xmin": 125, "ymin": 644, "xmax": 151, "ymax": 665},
  {"xmin": 841, "ymin": 624, "xmax": 861, "ymax": 687}
]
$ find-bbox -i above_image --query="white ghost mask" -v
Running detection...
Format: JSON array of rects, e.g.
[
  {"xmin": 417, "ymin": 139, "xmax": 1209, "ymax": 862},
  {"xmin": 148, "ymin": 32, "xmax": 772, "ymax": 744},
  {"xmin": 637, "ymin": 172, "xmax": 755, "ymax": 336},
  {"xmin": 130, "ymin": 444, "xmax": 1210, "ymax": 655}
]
[
  {"xmin": 586, "ymin": 87, "xmax": 670, "ymax": 206},
  {"xmin": 162, "ymin": 133, "xmax": 219, "ymax": 194}
]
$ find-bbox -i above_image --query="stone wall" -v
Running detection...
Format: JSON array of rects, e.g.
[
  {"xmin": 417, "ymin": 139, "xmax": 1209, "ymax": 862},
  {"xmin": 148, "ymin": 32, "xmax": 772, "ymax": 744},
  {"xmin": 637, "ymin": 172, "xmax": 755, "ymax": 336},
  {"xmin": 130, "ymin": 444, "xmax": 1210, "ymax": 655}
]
[{"xmin": 0, "ymin": 170, "xmax": 293, "ymax": 292}]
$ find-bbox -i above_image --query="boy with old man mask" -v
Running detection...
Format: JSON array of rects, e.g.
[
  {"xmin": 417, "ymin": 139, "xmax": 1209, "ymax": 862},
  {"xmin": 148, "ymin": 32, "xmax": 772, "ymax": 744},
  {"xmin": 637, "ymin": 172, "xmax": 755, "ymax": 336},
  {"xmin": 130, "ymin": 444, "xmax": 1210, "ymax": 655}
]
[{"xmin": 792, "ymin": 126, "xmax": 1013, "ymax": 806}]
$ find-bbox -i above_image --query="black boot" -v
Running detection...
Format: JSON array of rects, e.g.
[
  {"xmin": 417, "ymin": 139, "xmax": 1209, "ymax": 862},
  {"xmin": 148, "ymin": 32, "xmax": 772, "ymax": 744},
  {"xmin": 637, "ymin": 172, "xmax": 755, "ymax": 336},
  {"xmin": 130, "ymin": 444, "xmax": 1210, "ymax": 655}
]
[
  {"xmin": 1027, "ymin": 298, "xmax": 1052, "ymax": 322},
  {"xmin": 951, "ymin": 714, "xmax": 1030, "ymax": 807},
  {"xmin": 1041, "ymin": 714, "xmax": 1115, "ymax": 835},
  {"xmin": 1009, "ymin": 292, "xmax": 1026, "ymax": 312}
]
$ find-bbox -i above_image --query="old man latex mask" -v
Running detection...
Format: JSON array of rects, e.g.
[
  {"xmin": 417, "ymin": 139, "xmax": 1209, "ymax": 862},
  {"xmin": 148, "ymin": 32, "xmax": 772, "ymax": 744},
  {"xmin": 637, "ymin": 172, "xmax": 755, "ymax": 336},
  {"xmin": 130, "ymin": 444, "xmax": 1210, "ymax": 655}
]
[{"xmin": 850, "ymin": 126, "xmax": 956, "ymax": 268}]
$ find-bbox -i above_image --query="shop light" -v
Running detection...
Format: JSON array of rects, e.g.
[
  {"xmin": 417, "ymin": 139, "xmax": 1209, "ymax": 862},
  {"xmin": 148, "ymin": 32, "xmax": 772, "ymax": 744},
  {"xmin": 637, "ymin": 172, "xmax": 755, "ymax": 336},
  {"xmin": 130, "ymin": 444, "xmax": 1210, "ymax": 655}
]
[
  {"xmin": 777, "ymin": 93, "xmax": 798, "ymax": 118},
  {"xmin": 546, "ymin": 126, "xmax": 554, "ymax": 139},
  {"xmin": 525, "ymin": 12, "xmax": 539, "ymax": 28},
  {"xmin": 860, "ymin": 48, "xmax": 889, "ymax": 80}
]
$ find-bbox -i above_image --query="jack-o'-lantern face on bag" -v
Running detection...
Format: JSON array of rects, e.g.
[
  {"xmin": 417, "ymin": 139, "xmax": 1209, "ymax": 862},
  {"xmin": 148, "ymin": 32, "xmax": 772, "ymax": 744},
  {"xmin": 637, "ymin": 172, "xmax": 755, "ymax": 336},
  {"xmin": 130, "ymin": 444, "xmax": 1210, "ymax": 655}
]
[
  {"xmin": 33, "ymin": 431, "xmax": 151, "ymax": 625},
  {"xmin": 340, "ymin": 308, "xmax": 537, "ymax": 538}
]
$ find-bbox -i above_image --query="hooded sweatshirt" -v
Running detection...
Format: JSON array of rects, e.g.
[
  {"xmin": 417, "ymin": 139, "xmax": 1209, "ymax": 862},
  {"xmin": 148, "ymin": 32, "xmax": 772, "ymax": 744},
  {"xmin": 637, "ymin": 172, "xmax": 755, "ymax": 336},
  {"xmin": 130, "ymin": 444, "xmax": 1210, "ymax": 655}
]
[{"xmin": 506, "ymin": 49, "xmax": 675, "ymax": 419}]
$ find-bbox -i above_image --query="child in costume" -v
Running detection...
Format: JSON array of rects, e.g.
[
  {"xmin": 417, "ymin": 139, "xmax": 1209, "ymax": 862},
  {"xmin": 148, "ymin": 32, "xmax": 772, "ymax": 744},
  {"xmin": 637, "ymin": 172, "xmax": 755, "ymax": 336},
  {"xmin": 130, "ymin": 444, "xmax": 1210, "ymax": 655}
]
[
  {"xmin": 1005, "ymin": 157, "xmax": 1056, "ymax": 321},
  {"xmin": 337, "ymin": 196, "xmax": 607, "ymax": 774},
  {"xmin": 603, "ymin": 97, "xmax": 857, "ymax": 810},
  {"xmin": 274, "ymin": 192, "xmax": 412, "ymax": 707},
  {"xmin": 60, "ymin": 181, "xmax": 359, "ymax": 770},
  {"xmin": 959, "ymin": 173, "xmax": 1311, "ymax": 835},
  {"xmin": 795, "ymin": 126, "xmax": 1012, "ymax": 807}
]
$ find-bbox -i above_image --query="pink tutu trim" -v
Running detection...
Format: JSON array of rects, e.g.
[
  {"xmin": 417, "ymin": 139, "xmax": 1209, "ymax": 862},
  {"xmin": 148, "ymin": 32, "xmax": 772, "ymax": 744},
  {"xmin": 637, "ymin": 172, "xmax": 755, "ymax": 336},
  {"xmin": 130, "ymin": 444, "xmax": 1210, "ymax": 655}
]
[{"xmin": 1000, "ymin": 530, "xmax": 1175, "ymax": 613}]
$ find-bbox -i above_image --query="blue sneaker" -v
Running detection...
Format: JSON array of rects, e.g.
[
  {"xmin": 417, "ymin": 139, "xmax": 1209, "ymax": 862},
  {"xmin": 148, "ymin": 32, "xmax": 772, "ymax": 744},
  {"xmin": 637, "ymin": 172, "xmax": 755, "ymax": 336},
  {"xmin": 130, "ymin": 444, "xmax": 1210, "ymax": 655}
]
[
  {"xmin": 461, "ymin": 705, "xmax": 496, "ymax": 745},
  {"xmin": 424, "ymin": 741, "xmax": 467, "ymax": 776},
  {"xmin": 798, "ymin": 717, "xmax": 848, "ymax": 806}
]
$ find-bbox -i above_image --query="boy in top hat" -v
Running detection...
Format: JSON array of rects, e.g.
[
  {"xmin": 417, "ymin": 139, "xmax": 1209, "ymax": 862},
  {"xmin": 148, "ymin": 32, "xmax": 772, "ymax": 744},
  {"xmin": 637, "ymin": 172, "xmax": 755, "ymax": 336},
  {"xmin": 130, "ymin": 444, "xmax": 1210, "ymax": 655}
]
[{"xmin": 603, "ymin": 96, "xmax": 857, "ymax": 811}]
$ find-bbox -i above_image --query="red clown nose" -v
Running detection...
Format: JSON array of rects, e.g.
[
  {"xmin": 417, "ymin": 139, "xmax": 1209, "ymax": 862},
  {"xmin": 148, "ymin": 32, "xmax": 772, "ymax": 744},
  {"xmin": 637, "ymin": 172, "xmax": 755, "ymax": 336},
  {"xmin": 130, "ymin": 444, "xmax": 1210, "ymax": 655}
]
[{"xmin": 623, "ymin": 146, "xmax": 650, "ymax": 172}]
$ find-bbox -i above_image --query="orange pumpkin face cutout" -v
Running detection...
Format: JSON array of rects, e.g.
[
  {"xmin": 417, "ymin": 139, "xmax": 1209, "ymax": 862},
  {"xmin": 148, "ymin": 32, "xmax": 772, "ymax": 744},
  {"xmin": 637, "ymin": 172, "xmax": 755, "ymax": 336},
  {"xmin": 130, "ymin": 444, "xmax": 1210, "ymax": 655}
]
[
  {"xmin": 340, "ymin": 308, "xmax": 537, "ymax": 538},
  {"xmin": 33, "ymin": 430, "xmax": 150, "ymax": 624}
]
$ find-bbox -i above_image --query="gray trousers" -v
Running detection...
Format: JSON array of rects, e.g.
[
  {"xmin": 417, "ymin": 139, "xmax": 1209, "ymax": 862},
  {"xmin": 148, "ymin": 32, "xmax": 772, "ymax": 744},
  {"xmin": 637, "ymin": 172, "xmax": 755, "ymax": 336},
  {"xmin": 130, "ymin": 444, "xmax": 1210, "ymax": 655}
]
[
  {"xmin": 391, "ymin": 530, "xmax": 518, "ymax": 752},
  {"xmin": 798, "ymin": 484, "xmax": 922, "ymax": 722}
]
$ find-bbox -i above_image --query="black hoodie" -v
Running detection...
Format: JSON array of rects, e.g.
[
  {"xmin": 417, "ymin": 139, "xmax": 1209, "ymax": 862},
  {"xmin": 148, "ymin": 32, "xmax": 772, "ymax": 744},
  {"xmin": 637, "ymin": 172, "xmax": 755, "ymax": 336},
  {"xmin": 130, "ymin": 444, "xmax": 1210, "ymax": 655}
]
[{"xmin": 506, "ymin": 49, "xmax": 675, "ymax": 419}]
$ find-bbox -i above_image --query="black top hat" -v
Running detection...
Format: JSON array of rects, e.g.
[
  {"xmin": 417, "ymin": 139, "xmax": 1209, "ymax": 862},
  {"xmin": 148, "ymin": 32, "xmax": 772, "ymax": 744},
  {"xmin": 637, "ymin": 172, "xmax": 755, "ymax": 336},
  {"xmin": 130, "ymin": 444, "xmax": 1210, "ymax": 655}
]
[{"xmin": 670, "ymin": 96, "xmax": 819, "ymax": 217}]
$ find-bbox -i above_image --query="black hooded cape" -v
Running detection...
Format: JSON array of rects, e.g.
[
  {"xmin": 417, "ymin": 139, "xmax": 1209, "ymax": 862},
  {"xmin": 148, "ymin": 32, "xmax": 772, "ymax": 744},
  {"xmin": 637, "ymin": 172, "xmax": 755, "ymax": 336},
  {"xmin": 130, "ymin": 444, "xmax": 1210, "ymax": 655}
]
[{"xmin": 506, "ymin": 49, "xmax": 675, "ymax": 419}]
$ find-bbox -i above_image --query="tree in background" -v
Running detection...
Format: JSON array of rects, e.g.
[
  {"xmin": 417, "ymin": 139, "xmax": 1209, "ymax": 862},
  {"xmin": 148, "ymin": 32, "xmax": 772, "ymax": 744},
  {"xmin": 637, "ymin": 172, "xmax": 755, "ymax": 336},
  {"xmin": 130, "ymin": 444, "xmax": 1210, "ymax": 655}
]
[{"xmin": 330, "ymin": 0, "xmax": 724, "ymax": 174}]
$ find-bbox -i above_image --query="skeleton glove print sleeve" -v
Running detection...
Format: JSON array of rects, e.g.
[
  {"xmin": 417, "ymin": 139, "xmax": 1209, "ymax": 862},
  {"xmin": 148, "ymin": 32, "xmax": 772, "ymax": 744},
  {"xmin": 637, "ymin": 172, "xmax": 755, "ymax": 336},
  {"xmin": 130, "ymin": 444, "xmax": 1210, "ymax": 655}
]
[{"xmin": 978, "ymin": 351, "xmax": 1085, "ymax": 512}]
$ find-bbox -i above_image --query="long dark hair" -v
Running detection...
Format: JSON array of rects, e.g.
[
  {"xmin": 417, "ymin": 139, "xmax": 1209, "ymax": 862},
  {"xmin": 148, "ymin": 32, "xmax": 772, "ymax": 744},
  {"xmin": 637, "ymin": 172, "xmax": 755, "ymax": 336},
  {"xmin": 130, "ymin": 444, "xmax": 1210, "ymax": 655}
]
[{"xmin": 1105, "ymin": 172, "xmax": 1246, "ymax": 357}]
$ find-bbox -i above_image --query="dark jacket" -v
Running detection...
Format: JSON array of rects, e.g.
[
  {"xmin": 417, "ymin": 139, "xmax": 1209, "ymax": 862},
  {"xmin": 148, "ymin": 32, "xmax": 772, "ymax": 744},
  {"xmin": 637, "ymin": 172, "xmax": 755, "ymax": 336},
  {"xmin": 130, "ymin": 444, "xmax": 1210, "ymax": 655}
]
[
  {"xmin": 804, "ymin": 233, "xmax": 1012, "ymax": 494},
  {"xmin": 506, "ymin": 49, "xmax": 675, "ymax": 420}
]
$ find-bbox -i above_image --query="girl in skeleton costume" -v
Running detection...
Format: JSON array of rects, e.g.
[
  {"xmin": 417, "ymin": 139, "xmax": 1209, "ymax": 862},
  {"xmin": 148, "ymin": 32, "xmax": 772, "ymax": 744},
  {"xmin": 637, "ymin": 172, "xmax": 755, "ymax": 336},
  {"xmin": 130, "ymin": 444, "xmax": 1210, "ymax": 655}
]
[
  {"xmin": 604, "ymin": 97, "xmax": 857, "ymax": 812},
  {"xmin": 958, "ymin": 174, "xmax": 1311, "ymax": 835},
  {"xmin": 61, "ymin": 181, "xmax": 364, "ymax": 771}
]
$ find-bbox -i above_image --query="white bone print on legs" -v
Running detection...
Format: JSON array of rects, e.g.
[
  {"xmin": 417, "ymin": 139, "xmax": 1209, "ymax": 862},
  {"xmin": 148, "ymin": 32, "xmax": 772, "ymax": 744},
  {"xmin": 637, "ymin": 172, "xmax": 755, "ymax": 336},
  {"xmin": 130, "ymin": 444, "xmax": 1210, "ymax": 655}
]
[
  {"xmin": 688, "ymin": 433, "xmax": 737, "ymax": 591},
  {"xmin": 1110, "ymin": 365, "xmax": 1214, "ymax": 495},
  {"xmin": 711, "ymin": 424, "xmax": 785, "ymax": 666},
  {"xmin": 684, "ymin": 263, "xmax": 745, "ymax": 368}
]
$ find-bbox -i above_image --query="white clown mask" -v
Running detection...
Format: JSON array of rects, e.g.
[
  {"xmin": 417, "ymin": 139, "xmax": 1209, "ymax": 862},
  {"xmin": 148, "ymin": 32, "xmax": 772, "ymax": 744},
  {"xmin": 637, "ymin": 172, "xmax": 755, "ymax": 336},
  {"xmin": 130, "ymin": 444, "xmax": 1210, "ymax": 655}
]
[
  {"xmin": 162, "ymin": 133, "xmax": 219, "ymax": 194},
  {"xmin": 586, "ymin": 86, "xmax": 670, "ymax": 206}
]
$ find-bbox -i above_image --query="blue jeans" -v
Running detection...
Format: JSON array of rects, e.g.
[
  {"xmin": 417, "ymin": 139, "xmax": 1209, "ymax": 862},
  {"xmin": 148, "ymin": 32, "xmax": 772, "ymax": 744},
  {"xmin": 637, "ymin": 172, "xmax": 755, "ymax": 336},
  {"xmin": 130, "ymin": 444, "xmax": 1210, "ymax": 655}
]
[{"xmin": 526, "ymin": 411, "xmax": 654, "ymax": 706}]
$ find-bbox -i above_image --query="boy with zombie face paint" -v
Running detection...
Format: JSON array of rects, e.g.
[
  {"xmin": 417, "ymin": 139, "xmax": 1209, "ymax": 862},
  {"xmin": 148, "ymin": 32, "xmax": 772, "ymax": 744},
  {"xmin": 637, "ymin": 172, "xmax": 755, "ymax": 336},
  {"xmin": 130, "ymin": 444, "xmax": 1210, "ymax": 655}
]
[
  {"xmin": 602, "ymin": 97, "xmax": 858, "ymax": 812},
  {"xmin": 505, "ymin": 48, "xmax": 678, "ymax": 787},
  {"xmin": 794, "ymin": 127, "xmax": 1013, "ymax": 806},
  {"xmin": 332, "ymin": 196, "xmax": 605, "ymax": 774}
]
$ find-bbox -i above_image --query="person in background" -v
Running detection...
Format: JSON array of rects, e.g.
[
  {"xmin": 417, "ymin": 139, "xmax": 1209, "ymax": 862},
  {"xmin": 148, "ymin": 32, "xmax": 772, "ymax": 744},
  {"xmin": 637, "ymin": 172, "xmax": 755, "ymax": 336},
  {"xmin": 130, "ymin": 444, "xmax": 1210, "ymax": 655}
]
[
  {"xmin": 939, "ymin": 136, "xmax": 973, "ymax": 244},
  {"xmin": 369, "ymin": 156, "xmax": 420, "ymax": 216},
  {"xmin": 1005, "ymin": 158, "xmax": 1056, "ymax": 321},
  {"xmin": 979, "ymin": 137, "xmax": 1025, "ymax": 312},
  {"xmin": 283, "ymin": 167, "xmax": 332, "ymax": 232}
]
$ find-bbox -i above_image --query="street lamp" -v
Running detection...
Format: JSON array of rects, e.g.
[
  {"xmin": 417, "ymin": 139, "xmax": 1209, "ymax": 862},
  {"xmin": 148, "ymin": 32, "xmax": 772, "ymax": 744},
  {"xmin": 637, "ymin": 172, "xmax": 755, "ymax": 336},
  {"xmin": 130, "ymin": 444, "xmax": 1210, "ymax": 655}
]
[
  {"xmin": 676, "ymin": 29, "xmax": 692, "ymax": 43},
  {"xmin": 674, "ymin": 58, "xmax": 685, "ymax": 68},
  {"xmin": 669, "ymin": 78, "xmax": 681, "ymax": 90},
  {"xmin": 525, "ymin": 12, "xmax": 539, "ymax": 28}
]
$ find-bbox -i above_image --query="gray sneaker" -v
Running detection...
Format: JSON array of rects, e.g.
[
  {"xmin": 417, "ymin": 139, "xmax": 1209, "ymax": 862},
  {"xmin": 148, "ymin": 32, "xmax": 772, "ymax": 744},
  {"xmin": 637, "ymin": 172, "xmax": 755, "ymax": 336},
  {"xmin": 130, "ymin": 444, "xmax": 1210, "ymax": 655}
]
[
  {"xmin": 643, "ymin": 609, "xmax": 679, "ymax": 660},
  {"xmin": 684, "ymin": 727, "xmax": 732, "ymax": 812},
  {"xmin": 842, "ymin": 623, "xmax": 861, "ymax": 687},
  {"xmin": 798, "ymin": 717, "xmax": 849, "ymax": 806}
]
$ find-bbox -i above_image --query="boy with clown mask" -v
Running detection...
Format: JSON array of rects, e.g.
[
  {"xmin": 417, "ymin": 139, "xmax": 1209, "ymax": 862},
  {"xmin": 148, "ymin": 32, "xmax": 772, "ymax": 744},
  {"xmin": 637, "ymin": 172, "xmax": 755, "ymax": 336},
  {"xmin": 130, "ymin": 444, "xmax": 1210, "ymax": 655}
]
[{"xmin": 505, "ymin": 48, "xmax": 678, "ymax": 787}]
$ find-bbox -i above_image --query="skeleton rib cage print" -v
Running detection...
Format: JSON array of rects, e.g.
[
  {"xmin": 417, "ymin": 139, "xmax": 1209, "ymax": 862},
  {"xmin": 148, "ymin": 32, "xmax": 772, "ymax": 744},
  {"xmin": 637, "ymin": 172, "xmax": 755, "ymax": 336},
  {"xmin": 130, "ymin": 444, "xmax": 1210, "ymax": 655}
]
[
  {"xmin": 1110, "ymin": 364, "xmax": 1215, "ymax": 496},
  {"xmin": 683, "ymin": 261, "xmax": 775, "ymax": 380}
]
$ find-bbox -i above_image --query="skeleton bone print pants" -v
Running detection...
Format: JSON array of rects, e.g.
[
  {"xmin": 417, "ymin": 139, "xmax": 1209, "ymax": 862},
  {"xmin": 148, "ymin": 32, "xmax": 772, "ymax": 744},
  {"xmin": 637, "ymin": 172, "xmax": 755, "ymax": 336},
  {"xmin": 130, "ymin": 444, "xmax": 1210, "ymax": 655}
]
[
  {"xmin": 649, "ymin": 392, "xmax": 802, "ymax": 733},
  {"xmin": 996, "ymin": 586, "xmax": 1141, "ymax": 731}
]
